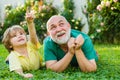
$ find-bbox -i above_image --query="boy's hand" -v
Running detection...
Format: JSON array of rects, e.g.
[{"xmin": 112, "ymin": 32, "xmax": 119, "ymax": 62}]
[
  {"xmin": 25, "ymin": 10, "xmax": 35, "ymax": 24},
  {"xmin": 23, "ymin": 73, "xmax": 33, "ymax": 78}
]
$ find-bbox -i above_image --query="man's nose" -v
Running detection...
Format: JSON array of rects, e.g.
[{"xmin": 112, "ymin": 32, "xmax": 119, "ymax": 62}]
[{"xmin": 56, "ymin": 26, "xmax": 62, "ymax": 32}]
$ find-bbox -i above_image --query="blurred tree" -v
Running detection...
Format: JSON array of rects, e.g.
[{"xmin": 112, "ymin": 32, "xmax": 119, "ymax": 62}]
[
  {"xmin": 61, "ymin": 0, "xmax": 84, "ymax": 30},
  {"xmin": 1, "ymin": 0, "xmax": 83, "ymax": 43}
]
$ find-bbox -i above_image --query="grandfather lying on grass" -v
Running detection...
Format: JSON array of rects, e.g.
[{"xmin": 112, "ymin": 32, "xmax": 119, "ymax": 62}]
[{"xmin": 43, "ymin": 15, "xmax": 98, "ymax": 72}]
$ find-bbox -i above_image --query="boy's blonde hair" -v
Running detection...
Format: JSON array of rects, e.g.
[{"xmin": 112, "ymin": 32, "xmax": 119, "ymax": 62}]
[{"xmin": 2, "ymin": 25, "xmax": 26, "ymax": 52}]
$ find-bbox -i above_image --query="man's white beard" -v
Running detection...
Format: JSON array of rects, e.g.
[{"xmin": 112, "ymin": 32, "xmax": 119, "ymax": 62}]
[{"xmin": 51, "ymin": 29, "xmax": 71, "ymax": 45}]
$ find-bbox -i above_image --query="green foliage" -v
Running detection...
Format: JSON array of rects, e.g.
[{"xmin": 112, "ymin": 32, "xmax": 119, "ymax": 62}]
[
  {"xmin": 0, "ymin": 4, "xmax": 26, "ymax": 41},
  {"xmin": 87, "ymin": 0, "xmax": 100, "ymax": 13},
  {"xmin": 1, "ymin": 0, "xmax": 58, "ymax": 43},
  {"xmin": 96, "ymin": 0, "xmax": 120, "ymax": 44},
  {"xmin": 87, "ymin": 0, "xmax": 101, "ymax": 43},
  {"xmin": 61, "ymin": 0, "xmax": 84, "ymax": 30},
  {"xmin": 33, "ymin": 3, "xmax": 58, "ymax": 43},
  {"xmin": 0, "ymin": 44, "xmax": 120, "ymax": 79},
  {"xmin": 0, "ymin": 0, "xmax": 84, "ymax": 43},
  {"xmin": 87, "ymin": 0, "xmax": 120, "ymax": 44}
]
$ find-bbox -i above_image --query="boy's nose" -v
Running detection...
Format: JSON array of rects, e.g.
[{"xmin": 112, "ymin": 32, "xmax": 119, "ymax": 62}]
[
  {"xmin": 18, "ymin": 35, "xmax": 22, "ymax": 38},
  {"xmin": 16, "ymin": 33, "xmax": 22, "ymax": 38}
]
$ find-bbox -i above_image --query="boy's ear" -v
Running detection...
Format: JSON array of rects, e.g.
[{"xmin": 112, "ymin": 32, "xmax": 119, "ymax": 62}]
[{"xmin": 9, "ymin": 46, "xmax": 12, "ymax": 48}]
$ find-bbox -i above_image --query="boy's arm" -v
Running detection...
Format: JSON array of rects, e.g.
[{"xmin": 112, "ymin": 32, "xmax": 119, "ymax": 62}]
[
  {"xmin": 15, "ymin": 69, "xmax": 33, "ymax": 78},
  {"xmin": 25, "ymin": 10, "xmax": 39, "ymax": 45}
]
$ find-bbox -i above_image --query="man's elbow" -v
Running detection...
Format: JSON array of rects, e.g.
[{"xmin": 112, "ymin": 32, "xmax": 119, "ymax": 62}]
[
  {"xmin": 47, "ymin": 66, "xmax": 64, "ymax": 72},
  {"xmin": 89, "ymin": 66, "xmax": 97, "ymax": 72},
  {"xmin": 87, "ymin": 63, "xmax": 97, "ymax": 72},
  {"xmin": 81, "ymin": 66, "xmax": 97, "ymax": 72}
]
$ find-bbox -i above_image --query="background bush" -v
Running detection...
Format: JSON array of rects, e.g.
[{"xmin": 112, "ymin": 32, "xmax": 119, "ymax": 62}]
[
  {"xmin": 2, "ymin": 0, "xmax": 58, "ymax": 43},
  {"xmin": 1, "ymin": 0, "xmax": 120, "ymax": 44},
  {"xmin": 0, "ymin": 0, "xmax": 83, "ymax": 43},
  {"xmin": 61, "ymin": 0, "xmax": 84, "ymax": 30},
  {"xmin": 87, "ymin": 0, "xmax": 120, "ymax": 44}
]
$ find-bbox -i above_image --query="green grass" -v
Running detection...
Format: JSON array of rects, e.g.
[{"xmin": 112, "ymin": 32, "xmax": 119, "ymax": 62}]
[{"xmin": 0, "ymin": 44, "xmax": 120, "ymax": 80}]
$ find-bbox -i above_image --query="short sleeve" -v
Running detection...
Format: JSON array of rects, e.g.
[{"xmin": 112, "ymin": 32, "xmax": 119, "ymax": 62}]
[
  {"xmin": 82, "ymin": 37, "xmax": 98, "ymax": 61},
  {"xmin": 43, "ymin": 40, "xmax": 57, "ymax": 61},
  {"xmin": 9, "ymin": 53, "xmax": 22, "ymax": 71},
  {"xmin": 27, "ymin": 41, "xmax": 41, "ymax": 50}
]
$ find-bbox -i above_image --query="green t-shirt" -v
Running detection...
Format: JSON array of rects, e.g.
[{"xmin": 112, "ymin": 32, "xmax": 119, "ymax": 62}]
[{"xmin": 43, "ymin": 29, "xmax": 98, "ymax": 66}]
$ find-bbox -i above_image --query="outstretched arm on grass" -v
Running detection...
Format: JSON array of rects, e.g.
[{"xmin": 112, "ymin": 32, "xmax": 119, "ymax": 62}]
[{"xmin": 15, "ymin": 69, "xmax": 33, "ymax": 78}]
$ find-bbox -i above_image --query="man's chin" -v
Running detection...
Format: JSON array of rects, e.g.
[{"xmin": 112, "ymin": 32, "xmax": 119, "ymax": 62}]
[
  {"xmin": 57, "ymin": 42, "xmax": 66, "ymax": 45},
  {"xmin": 55, "ymin": 39, "xmax": 68, "ymax": 45}
]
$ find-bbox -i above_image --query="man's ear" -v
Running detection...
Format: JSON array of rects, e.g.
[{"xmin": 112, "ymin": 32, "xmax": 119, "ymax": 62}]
[
  {"xmin": 67, "ymin": 22, "xmax": 71, "ymax": 28},
  {"xmin": 47, "ymin": 32, "xmax": 50, "ymax": 36}
]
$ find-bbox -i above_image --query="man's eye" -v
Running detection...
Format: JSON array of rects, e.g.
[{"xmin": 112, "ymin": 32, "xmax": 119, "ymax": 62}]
[
  {"xmin": 59, "ymin": 23, "xmax": 64, "ymax": 26},
  {"xmin": 50, "ymin": 26, "xmax": 56, "ymax": 30}
]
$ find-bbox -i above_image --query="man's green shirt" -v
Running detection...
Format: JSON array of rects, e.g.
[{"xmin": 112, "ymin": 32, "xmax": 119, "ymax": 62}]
[{"xmin": 43, "ymin": 29, "xmax": 98, "ymax": 66}]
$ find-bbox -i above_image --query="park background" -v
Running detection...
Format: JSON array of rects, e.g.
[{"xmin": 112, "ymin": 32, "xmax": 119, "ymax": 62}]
[{"xmin": 0, "ymin": 0, "xmax": 120, "ymax": 79}]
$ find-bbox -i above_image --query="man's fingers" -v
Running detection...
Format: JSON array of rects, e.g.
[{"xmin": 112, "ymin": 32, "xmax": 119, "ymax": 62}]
[{"xmin": 74, "ymin": 34, "xmax": 84, "ymax": 49}]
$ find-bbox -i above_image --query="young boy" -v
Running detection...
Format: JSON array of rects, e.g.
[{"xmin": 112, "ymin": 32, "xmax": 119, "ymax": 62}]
[{"xmin": 2, "ymin": 10, "xmax": 42, "ymax": 78}]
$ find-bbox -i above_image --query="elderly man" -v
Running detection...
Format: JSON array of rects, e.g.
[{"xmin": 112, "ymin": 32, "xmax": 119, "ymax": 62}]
[{"xmin": 43, "ymin": 15, "xmax": 98, "ymax": 72}]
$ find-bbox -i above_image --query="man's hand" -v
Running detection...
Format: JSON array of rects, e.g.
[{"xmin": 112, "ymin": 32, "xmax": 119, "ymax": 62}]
[
  {"xmin": 75, "ymin": 34, "xmax": 84, "ymax": 50},
  {"xmin": 67, "ymin": 37, "xmax": 76, "ymax": 54}
]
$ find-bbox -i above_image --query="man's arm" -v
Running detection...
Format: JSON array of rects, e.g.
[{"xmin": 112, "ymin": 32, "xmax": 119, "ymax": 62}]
[
  {"xmin": 46, "ymin": 52, "xmax": 74, "ymax": 72},
  {"xmin": 75, "ymin": 49, "xmax": 97, "ymax": 72},
  {"xmin": 75, "ymin": 35, "xmax": 97, "ymax": 72},
  {"xmin": 46, "ymin": 37, "xmax": 75, "ymax": 72}
]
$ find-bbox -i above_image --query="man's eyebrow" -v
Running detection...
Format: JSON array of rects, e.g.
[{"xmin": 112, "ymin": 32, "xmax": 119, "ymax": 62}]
[
  {"xmin": 50, "ymin": 24, "xmax": 55, "ymax": 27},
  {"xmin": 48, "ymin": 20, "xmax": 64, "ymax": 27},
  {"xmin": 58, "ymin": 20, "xmax": 64, "ymax": 23},
  {"xmin": 48, "ymin": 24, "xmax": 55, "ymax": 30}
]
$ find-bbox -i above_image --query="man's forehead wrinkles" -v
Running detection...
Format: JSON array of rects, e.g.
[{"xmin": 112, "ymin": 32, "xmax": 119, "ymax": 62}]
[
  {"xmin": 59, "ymin": 20, "xmax": 64, "ymax": 23},
  {"xmin": 49, "ymin": 19, "xmax": 63, "ymax": 25},
  {"xmin": 47, "ymin": 18, "xmax": 65, "ymax": 30}
]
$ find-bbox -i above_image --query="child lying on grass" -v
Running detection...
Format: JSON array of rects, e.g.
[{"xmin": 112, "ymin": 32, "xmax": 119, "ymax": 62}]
[{"xmin": 2, "ymin": 10, "xmax": 43, "ymax": 78}]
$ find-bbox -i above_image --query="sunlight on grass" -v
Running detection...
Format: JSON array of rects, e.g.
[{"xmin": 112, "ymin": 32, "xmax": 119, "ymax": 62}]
[{"xmin": 0, "ymin": 44, "xmax": 120, "ymax": 79}]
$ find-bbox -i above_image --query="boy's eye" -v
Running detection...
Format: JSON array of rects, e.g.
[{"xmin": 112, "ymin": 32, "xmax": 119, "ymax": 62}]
[
  {"xmin": 20, "ymin": 32, "xmax": 23, "ymax": 35},
  {"xmin": 11, "ymin": 34, "xmax": 17, "ymax": 37}
]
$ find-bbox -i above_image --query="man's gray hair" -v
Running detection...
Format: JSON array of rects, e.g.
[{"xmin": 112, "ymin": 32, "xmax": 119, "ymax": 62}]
[{"xmin": 46, "ymin": 15, "xmax": 68, "ymax": 31}]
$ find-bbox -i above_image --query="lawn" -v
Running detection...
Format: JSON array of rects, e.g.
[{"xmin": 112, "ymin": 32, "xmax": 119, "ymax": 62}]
[{"xmin": 0, "ymin": 44, "xmax": 120, "ymax": 80}]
